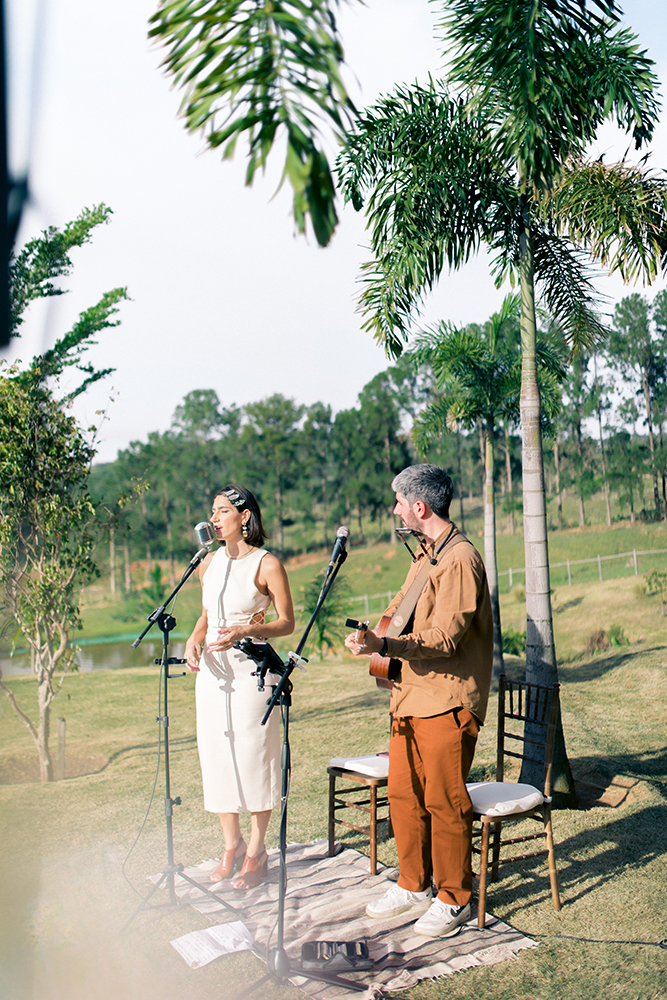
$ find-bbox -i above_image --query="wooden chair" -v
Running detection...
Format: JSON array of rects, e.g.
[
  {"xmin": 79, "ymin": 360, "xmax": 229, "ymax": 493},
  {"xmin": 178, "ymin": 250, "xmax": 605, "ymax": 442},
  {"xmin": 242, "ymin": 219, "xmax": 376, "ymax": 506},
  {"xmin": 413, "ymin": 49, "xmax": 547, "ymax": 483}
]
[
  {"xmin": 468, "ymin": 674, "xmax": 562, "ymax": 928},
  {"xmin": 327, "ymin": 755, "xmax": 391, "ymax": 875}
]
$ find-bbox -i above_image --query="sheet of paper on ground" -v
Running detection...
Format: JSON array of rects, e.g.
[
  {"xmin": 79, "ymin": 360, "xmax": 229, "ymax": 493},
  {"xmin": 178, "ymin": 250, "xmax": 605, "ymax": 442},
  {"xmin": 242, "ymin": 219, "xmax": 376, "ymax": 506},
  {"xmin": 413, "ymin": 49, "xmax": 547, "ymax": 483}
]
[{"xmin": 170, "ymin": 920, "xmax": 254, "ymax": 969}]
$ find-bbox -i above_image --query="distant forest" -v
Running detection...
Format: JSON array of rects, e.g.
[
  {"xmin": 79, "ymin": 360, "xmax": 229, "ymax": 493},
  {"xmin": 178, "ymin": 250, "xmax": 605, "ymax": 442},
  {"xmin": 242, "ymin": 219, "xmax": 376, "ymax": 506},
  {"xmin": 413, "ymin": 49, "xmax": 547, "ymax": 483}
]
[{"xmin": 91, "ymin": 290, "xmax": 667, "ymax": 586}]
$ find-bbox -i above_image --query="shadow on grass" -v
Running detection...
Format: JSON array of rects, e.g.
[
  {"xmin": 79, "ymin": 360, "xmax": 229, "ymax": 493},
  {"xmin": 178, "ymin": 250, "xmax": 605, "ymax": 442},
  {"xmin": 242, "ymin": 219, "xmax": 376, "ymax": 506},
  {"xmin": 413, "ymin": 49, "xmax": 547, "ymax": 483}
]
[
  {"xmin": 101, "ymin": 735, "xmax": 197, "ymax": 772},
  {"xmin": 292, "ymin": 690, "xmax": 388, "ymax": 724},
  {"xmin": 554, "ymin": 596, "xmax": 585, "ymax": 614},
  {"xmin": 559, "ymin": 644, "xmax": 667, "ymax": 683},
  {"xmin": 485, "ymin": 802, "xmax": 666, "ymax": 929},
  {"xmin": 570, "ymin": 748, "xmax": 667, "ymax": 798}
]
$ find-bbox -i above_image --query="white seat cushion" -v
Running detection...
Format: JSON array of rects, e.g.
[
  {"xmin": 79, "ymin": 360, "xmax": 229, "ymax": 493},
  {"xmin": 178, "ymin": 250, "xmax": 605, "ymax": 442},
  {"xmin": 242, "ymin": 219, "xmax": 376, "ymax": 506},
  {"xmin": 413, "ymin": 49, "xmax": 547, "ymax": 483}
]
[
  {"xmin": 467, "ymin": 781, "xmax": 544, "ymax": 817},
  {"xmin": 329, "ymin": 754, "xmax": 389, "ymax": 779}
]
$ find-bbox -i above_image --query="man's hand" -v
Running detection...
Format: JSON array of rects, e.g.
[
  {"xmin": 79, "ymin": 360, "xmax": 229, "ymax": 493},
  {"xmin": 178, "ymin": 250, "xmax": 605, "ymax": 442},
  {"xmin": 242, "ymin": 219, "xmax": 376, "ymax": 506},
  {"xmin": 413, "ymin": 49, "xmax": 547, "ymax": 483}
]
[{"xmin": 344, "ymin": 629, "xmax": 383, "ymax": 657}]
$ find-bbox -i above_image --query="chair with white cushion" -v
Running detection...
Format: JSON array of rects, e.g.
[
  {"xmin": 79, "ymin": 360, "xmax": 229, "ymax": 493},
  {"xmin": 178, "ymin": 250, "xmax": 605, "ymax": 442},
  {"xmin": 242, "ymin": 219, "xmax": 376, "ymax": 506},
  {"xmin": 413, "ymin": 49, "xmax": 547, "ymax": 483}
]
[
  {"xmin": 467, "ymin": 673, "xmax": 562, "ymax": 928},
  {"xmin": 327, "ymin": 753, "xmax": 391, "ymax": 874}
]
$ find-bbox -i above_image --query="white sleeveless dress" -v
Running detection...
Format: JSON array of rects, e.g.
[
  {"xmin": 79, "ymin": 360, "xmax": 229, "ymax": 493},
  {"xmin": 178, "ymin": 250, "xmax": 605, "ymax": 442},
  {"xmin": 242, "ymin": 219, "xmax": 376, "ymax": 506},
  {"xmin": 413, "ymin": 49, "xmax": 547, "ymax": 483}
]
[{"xmin": 196, "ymin": 546, "xmax": 281, "ymax": 813}]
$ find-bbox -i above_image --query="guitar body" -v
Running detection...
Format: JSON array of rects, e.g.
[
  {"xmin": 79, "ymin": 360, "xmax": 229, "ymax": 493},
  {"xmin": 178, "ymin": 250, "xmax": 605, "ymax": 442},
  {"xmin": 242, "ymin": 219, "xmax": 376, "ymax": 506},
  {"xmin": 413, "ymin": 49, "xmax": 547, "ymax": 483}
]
[{"xmin": 369, "ymin": 615, "xmax": 403, "ymax": 691}]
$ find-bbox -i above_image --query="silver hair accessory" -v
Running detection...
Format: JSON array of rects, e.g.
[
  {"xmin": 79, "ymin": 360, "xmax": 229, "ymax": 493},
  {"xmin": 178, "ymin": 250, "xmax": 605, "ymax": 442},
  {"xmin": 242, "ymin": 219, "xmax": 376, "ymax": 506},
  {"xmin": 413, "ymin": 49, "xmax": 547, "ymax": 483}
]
[{"xmin": 222, "ymin": 488, "xmax": 244, "ymax": 507}]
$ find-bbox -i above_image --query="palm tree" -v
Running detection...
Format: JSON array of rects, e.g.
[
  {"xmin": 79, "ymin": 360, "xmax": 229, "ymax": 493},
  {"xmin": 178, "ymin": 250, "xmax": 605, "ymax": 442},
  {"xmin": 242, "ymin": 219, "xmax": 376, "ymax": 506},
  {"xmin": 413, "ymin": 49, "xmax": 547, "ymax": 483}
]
[
  {"xmin": 336, "ymin": 5, "xmax": 667, "ymax": 800},
  {"xmin": 439, "ymin": 0, "xmax": 667, "ymax": 700},
  {"xmin": 410, "ymin": 294, "xmax": 564, "ymax": 678}
]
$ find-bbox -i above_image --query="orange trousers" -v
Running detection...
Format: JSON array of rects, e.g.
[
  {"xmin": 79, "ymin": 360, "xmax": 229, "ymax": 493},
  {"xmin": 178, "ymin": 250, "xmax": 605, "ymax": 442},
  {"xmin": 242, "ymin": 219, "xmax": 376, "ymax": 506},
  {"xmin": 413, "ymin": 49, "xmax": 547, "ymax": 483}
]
[{"xmin": 388, "ymin": 708, "xmax": 479, "ymax": 907}]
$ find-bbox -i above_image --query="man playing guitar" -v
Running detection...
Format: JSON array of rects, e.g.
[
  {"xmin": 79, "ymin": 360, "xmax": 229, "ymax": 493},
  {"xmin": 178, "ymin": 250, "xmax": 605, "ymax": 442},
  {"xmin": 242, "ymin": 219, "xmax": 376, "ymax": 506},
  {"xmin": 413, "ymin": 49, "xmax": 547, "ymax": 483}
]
[{"xmin": 345, "ymin": 465, "xmax": 493, "ymax": 937}]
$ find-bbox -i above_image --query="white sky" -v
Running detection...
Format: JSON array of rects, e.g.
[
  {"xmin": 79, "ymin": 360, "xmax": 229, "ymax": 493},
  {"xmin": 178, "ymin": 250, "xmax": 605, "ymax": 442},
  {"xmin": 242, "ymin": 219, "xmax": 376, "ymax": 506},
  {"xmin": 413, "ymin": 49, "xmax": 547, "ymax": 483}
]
[{"xmin": 4, "ymin": 0, "xmax": 667, "ymax": 462}]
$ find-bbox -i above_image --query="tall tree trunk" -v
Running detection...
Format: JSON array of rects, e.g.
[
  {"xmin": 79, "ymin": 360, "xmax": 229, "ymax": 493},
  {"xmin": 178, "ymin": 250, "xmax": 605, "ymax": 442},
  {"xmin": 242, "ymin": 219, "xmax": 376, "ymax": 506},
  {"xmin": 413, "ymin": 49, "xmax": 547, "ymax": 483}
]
[
  {"xmin": 659, "ymin": 423, "xmax": 667, "ymax": 522},
  {"xmin": 553, "ymin": 435, "xmax": 564, "ymax": 529},
  {"xmin": 141, "ymin": 496, "xmax": 151, "ymax": 562},
  {"xmin": 501, "ymin": 422, "xmax": 515, "ymax": 534},
  {"xmin": 109, "ymin": 523, "xmax": 116, "ymax": 597},
  {"xmin": 575, "ymin": 422, "xmax": 586, "ymax": 527},
  {"xmin": 275, "ymin": 465, "xmax": 284, "ymax": 558},
  {"xmin": 593, "ymin": 357, "xmax": 612, "ymax": 528},
  {"xmin": 164, "ymin": 488, "xmax": 175, "ymax": 586},
  {"xmin": 454, "ymin": 421, "xmax": 466, "ymax": 531},
  {"xmin": 484, "ymin": 421, "xmax": 503, "ymax": 678},
  {"xmin": 641, "ymin": 373, "xmax": 661, "ymax": 516},
  {"xmin": 321, "ymin": 470, "xmax": 329, "ymax": 548},
  {"xmin": 519, "ymin": 211, "xmax": 575, "ymax": 805},
  {"xmin": 124, "ymin": 537, "xmax": 132, "ymax": 593},
  {"xmin": 477, "ymin": 423, "xmax": 485, "ymax": 499},
  {"xmin": 37, "ymin": 674, "xmax": 54, "ymax": 782}
]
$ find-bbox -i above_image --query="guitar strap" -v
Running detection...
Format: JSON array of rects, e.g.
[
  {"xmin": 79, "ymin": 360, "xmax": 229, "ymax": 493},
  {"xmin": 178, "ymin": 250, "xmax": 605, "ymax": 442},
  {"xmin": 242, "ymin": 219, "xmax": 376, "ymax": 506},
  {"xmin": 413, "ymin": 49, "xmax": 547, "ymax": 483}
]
[{"xmin": 384, "ymin": 526, "xmax": 466, "ymax": 639}]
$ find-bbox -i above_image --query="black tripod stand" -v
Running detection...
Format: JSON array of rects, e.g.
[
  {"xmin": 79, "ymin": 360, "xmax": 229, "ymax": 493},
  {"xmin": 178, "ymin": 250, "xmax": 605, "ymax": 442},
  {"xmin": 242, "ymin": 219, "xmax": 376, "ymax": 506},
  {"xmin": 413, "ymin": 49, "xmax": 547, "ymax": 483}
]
[
  {"xmin": 233, "ymin": 538, "xmax": 370, "ymax": 995},
  {"xmin": 122, "ymin": 549, "xmax": 242, "ymax": 931}
]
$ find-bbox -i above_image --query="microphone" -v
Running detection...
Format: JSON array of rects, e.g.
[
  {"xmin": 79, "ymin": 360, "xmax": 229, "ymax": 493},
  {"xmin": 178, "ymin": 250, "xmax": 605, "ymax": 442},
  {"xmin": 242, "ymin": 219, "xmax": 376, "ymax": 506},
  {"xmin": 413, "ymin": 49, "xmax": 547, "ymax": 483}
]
[
  {"xmin": 194, "ymin": 521, "xmax": 216, "ymax": 549},
  {"xmin": 327, "ymin": 525, "xmax": 350, "ymax": 573},
  {"xmin": 188, "ymin": 521, "xmax": 216, "ymax": 566}
]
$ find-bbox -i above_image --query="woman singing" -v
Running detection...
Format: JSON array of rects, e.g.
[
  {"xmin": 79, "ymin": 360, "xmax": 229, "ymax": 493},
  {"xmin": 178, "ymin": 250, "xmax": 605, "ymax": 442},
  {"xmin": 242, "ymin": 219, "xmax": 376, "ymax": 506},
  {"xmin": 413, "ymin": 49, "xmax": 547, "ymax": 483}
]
[{"xmin": 185, "ymin": 485, "xmax": 295, "ymax": 890}]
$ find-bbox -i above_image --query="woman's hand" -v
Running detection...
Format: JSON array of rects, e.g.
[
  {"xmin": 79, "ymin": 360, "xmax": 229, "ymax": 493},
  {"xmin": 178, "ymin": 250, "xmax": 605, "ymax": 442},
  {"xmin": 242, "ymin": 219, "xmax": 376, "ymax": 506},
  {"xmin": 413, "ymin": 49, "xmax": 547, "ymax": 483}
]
[
  {"xmin": 206, "ymin": 626, "xmax": 249, "ymax": 654},
  {"xmin": 185, "ymin": 640, "xmax": 202, "ymax": 672}
]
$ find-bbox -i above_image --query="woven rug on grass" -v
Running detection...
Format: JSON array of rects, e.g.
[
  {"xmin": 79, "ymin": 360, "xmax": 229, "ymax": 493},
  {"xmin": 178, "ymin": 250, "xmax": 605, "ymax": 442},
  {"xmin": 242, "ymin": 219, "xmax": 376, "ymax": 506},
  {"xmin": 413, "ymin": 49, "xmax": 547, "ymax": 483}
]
[{"xmin": 153, "ymin": 839, "xmax": 536, "ymax": 998}]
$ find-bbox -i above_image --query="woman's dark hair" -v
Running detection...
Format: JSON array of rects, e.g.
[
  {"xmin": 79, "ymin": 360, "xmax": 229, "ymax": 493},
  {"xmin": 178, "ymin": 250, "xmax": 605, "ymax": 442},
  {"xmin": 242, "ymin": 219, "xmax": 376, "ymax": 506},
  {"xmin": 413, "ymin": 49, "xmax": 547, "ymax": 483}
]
[{"xmin": 216, "ymin": 485, "xmax": 267, "ymax": 547}]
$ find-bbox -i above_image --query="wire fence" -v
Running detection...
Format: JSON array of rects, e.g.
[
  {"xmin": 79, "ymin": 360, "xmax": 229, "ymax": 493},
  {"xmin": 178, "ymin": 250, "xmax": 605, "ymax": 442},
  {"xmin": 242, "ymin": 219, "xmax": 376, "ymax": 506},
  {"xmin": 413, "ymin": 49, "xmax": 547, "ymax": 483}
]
[
  {"xmin": 337, "ymin": 548, "xmax": 667, "ymax": 615},
  {"xmin": 500, "ymin": 547, "xmax": 667, "ymax": 593}
]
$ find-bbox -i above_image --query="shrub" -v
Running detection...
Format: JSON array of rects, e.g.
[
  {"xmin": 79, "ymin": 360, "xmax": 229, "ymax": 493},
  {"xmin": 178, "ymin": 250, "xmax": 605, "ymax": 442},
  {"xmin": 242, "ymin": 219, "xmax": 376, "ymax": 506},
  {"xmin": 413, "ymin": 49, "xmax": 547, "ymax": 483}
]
[
  {"xmin": 585, "ymin": 629, "xmax": 610, "ymax": 655},
  {"xmin": 608, "ymin": 623, "xmax": 629, "ymax": 647},
  {"xmin": 645, "ymin": 569, "xmax": 667, "ymax": 615},
  {"xmin": 633, "ymin": 580, "xmax": 648, "ymax": 600},
  {"xmin": 502, "ymin": 626, "xmax": 527, "ymax": 655},
  {"xmin": 512, "ymin": 585, "xmax": 526, "ymax": 602}
]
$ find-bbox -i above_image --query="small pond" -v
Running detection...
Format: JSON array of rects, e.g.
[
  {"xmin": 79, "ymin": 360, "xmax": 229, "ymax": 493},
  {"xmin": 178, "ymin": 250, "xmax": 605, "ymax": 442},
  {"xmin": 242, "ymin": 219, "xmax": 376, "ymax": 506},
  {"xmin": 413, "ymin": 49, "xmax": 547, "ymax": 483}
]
[{"xmin": 0, "ymin": 636, "xmax": 188, "ymax": 676}]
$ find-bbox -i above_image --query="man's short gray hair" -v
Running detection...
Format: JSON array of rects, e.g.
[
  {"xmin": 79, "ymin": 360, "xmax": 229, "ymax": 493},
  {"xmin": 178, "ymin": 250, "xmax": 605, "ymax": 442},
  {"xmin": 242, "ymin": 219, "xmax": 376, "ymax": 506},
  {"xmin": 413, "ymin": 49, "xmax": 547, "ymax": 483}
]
[{"xmin": 392, "ymin": 465, "xmax": 454, "ymax": 519}]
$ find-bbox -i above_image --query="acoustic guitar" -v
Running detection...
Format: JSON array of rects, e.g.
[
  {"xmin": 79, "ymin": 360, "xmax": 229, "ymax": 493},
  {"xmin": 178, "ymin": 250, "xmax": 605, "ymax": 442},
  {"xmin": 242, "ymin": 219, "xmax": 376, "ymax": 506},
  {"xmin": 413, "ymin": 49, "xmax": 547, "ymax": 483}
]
[
  {"xmin": 368, "ymin": 614, "xmax": 403, "ymax": 691},
  {"xmin": 346, "ymin": 616, "xmax": 402, "ymax": 691}
]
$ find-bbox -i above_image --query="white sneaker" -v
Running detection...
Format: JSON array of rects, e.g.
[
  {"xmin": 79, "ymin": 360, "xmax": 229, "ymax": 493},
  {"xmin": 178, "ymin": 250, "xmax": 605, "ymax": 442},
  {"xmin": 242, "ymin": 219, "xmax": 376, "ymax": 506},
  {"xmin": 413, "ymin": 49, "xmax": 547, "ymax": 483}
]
[
  {"xmin": 365, "ymin": 883, "xmax": 432, "ymax": 919},
  {"xmin": 413, "ymin": 898, "xmax": 472, "ymax": 937}
]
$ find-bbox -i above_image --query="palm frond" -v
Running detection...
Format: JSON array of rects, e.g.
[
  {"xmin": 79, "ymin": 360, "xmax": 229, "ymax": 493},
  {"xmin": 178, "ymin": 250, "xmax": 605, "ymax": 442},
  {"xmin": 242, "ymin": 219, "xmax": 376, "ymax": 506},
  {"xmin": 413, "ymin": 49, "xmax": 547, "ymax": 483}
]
[
  {"xmin": 532, "ymin": 224, "xmax": 607, "ymax": 352},
  {"xmin": 438, "ymin": 1, "xmax": 659, "ymax": 194},
  {"xmin": 150, "ymin": 0, "xmax": 358, "ymax": 246},
  {"xmin": 545, "ymin": 159, "xmax": 667, "ymax": 283},
  {"xmin": 338, "ymin": 80, "xmax": 518, "ymax": 353}
]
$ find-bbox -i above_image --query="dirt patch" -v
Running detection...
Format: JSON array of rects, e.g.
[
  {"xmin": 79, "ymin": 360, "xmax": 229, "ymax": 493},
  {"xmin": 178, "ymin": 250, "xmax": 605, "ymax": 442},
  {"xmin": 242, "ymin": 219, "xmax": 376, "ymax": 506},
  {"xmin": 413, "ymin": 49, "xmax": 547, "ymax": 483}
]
[{"xmin": 0, "ymin": 753, "xmax": 108, "ymax": 784}]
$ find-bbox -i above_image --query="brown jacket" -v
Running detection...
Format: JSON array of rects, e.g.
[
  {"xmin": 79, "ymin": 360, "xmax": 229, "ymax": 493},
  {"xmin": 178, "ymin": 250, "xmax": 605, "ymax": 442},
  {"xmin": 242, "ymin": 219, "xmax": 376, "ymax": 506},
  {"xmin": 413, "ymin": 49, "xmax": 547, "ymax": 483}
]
[{"xmin": 384, "ymin": 525, "xmax": 494, "ymax": 723}]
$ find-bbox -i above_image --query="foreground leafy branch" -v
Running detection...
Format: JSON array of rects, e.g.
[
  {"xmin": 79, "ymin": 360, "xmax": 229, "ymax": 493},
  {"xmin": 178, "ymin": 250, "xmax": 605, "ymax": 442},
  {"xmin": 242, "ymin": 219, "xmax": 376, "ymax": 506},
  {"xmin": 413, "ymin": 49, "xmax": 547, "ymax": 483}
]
[
  {"xmin": 149, "ymin": 0, "xmax": 359, "ymax": 246},
  {"xmin": 0, "ymin": 207, "xmax": 129, "ymax": 781}
]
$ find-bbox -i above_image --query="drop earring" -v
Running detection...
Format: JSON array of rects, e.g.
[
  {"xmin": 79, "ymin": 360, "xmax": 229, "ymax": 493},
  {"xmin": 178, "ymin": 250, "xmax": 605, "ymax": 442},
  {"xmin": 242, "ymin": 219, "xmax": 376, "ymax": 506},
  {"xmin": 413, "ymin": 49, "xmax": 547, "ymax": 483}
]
[{"xmin": 242, "ymin": 520, "xmax": 249, "ymax": 539}]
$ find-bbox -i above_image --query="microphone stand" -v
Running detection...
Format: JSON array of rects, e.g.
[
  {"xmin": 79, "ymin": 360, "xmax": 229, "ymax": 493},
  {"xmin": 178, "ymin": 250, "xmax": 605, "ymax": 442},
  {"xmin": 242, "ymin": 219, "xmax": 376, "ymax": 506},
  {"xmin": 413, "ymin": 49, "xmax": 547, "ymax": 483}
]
[
  {"xmin": 233, "ymin": 543, "xmax": 368, "ymax": 996},
  {"xmin": 121, "ymin": 545, "xmax": 242, "ymax": 931}
]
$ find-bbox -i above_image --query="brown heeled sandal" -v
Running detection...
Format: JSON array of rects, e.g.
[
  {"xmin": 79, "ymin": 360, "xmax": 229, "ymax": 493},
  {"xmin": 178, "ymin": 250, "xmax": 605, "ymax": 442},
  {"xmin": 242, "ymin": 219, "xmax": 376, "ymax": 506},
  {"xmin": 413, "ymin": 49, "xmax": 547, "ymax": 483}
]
[
  {"xmin": 231, "ymin": 849, "xmax": 268, "ymax": 890},
  {"xmin": 210, "ymin": 838, "xmax": 247, "ymax": 883}
]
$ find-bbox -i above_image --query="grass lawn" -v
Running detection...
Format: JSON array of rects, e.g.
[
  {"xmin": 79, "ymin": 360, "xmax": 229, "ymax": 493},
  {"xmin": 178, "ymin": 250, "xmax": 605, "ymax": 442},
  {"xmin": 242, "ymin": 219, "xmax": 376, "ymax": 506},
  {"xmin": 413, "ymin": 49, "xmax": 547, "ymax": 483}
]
[{"xmin": 1, "ymin": 570, "xmax": 666, "ymax": 1000}]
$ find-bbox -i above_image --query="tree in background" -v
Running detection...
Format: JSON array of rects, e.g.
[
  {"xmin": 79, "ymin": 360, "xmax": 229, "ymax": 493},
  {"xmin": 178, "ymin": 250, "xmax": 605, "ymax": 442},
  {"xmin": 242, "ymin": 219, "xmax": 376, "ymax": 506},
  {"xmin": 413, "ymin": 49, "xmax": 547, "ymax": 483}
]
[
  {"xmin": 0, "ymin": 207, "xmax": 128, "ymax": 781},
  {"xmin": 300, "ymin": 403, "xmax": 334, "ymax": 548},
  {"xmin": 606, "ymin": 429, "xmax": 647, "ymax": 524},
  {"xmin": 243, "ymin": 394, "xmax": 304, "ymax": 557},
  {"xmin": 559, "ymin": 352, "xmax": 597, "ymax": 528},
  {"xmin": 606, "ymin": 292, "xmax": 667, "ymax": 520},
  {"xmin": 299, "ymin": 572, "xmax": 350, "ymax": 659}
]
